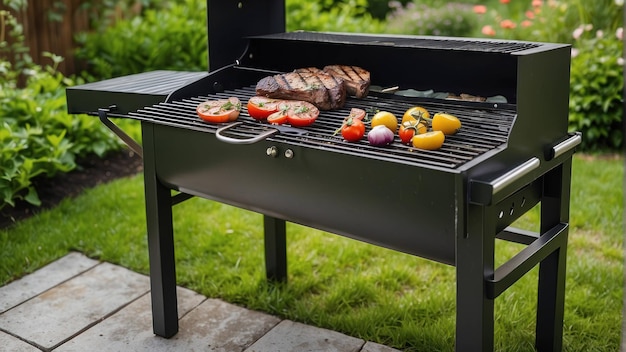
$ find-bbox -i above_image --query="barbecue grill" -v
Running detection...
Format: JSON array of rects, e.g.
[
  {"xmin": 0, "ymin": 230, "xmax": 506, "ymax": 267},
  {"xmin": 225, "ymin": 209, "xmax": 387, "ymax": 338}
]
[{"xmin": 66, "ymin": 1, "xmax": 580, "ymax": 351}]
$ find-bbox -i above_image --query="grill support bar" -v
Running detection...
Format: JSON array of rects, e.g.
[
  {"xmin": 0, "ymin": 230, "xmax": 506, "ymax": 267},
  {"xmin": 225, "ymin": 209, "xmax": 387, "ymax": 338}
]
[
  {"xmin": 143, "ymin": 123, "xmax": 179, "ymax": 338},
  {"xmin": 456, "ymin": 160, "xmax": 570, "ymax": 351}
]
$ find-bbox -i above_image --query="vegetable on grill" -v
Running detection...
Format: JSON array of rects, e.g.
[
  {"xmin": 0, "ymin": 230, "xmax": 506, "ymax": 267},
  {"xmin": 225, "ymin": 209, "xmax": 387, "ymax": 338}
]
[
  {"xmin": 341, "ymin": 116, "xmax": 366, "ymax": 142},
  {"xmin": 402, "ymin": 106, "xmax": 430, "ymax": 124},
  {"xmin": 267, "ymin": 100, "xmax": 320, "ymax": 127},
  {"xmin": 196, "ymin": 97, "xmax": 241, "ymax": 123},
  {"xmin": 412, "ymin": 130, "xmax": 445, "ymax": 150},
  {"xmin": 398, "ymin": 120, "xmax": 427, "ymax": 144},
  {"xmin": 247, "ymin": 96, "xmax": 282, "ymax": 120},
  {"xmin": 431, "ymin": 112, "xmax": 461, "ymax": 135},
  {"xmin": 368, "ymin": 125, "xmax": 395, "ymax": 146}
]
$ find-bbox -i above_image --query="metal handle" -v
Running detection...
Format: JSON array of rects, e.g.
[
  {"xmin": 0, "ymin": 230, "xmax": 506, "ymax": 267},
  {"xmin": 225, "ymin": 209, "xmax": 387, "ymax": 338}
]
[
  {"xmin": 215, "ymin": 122, "xmax": 279, "ymax": 144},
  {"xmin": 98, "ymin": 107, "xmax": 143, "ymax": 158},
  {"xmin": 491, "ymin": 157, "xmax": 540, "ymax": 196},
  {"xmin": 549, "ymin": 133, "xmax": 582, "ymax": 160},
  {"xmin": 470, "ymin": 157, "xmax": 541, "ymax": 205}
]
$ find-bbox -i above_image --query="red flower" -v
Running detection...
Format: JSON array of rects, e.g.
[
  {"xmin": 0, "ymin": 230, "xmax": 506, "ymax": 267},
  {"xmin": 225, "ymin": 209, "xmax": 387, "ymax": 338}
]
[
  {"xmin": 473, "ymin": 5, "xmax": 487, "ymax": 14},
  {"xmin": 500, "ymin": 19, "xmax": 517, "ymax": 29},
  {"xmin": 482, "ymin": 25, "xmax": 496, "ymax": 36},
  {"xmin": 500, "ymin": 0, "xmax": 510, "ymax": 3}
]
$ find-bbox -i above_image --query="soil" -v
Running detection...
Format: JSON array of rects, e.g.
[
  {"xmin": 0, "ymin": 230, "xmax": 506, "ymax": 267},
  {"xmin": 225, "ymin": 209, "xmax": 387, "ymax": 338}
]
[{"xmin": 0, "ymin": 150, "xmax": 143, "ymax": 229}]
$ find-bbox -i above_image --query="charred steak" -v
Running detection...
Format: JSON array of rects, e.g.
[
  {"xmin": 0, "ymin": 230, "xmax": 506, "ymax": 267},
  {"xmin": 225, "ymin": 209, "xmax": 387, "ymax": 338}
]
[
  {"xmin": 323, "ymin": 65, "xmax": 370, "ymax": 98},
  {"xmin": 255, "ymin": 71, "xmax": 346, "ymax": 110}
]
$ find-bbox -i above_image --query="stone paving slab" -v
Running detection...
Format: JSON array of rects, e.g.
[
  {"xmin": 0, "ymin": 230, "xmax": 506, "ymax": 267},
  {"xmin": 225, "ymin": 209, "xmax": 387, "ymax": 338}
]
[
  {"xmin": 361, "ymin": 341, "xmax": 403, "ymax": 352},
  {"xmin": 0, "ymin": 330, "xmax": 40, "ymax": 352},
  {"xmin": 0, "ymin": 252, "xmax": 99, "ymax": 313},
  {"xmin": 0, "ymin": 252, "xmax": 403, "ymax": 352},
  {"xmin": 0, "ymin": 261, "xmax": 149, "ymax": 350},
  {"xmin": 55, "ymin": 286, "xmax": 205, "ymax": 351},
  {"xmin": 244, "ymin": 319, "xmax": 364, "ymax": 352}
]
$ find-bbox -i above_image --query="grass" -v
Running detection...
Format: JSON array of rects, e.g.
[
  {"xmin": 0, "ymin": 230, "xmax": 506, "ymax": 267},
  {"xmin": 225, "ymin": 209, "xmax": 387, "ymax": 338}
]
[{"xmin": 0, "ymin": 154, "xmax": 622, "ymax": 351}]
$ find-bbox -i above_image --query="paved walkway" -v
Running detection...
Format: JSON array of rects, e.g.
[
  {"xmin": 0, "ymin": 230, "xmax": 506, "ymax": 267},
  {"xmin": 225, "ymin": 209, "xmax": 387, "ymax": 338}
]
[{"xmin": 0, "ymin": 252, "xmax": 401, "ymax": 352}]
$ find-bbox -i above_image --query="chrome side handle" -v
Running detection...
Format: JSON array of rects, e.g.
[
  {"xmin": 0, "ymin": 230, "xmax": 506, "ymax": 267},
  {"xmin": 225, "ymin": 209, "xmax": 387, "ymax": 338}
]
[
  {"xmin": 470, "ymin": 157, "xmax": 540, "ymax": 205},
  {"xmin": 215, "ymin": 122, "xmax": 279, "ymax": 144},
  {"xmin": 490, "ymin": 157, "xmax": 541, "ymax": 196},
  {"xmin": 548, "ymin": 132, "xmax": 582, "ymax": 160}
]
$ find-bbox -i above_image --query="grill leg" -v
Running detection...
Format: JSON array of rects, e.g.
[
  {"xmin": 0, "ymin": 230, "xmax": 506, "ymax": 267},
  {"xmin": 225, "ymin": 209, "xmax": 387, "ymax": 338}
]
[
  {"xmin": 456, "ymin": 203, "xmax": 496, "ymax": 351},
  {"xmin": 264, "ymin": 215, "xmax": 287, "ymax": 282},
  {"xmin": 143, "ymin": 123, "xmax": 179, "ymax": 338},
  {"xmin": 536, "ymin": 161, "xmax": 571, "ymax": 351}
]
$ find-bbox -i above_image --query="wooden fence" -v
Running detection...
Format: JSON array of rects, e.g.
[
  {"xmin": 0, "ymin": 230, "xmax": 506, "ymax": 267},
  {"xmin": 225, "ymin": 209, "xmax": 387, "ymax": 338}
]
[{"xmin": 1, "ymin": 1, "xmax": 141, "ymax": 76}]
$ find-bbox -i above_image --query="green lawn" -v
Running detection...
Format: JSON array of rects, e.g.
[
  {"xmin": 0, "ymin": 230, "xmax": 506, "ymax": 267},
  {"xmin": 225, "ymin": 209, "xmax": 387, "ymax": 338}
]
[{"xmin": 0, "ymin": 153, "xmax": 622, "ymax": 351}]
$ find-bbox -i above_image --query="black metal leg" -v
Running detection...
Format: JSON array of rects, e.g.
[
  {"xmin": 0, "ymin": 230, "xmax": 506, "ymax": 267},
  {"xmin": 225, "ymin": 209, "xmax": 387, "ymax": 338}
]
[
  {"xmin": 143, "ymin": 123, "xmax": 179, "ymax": 337},
  {"xmin": 536, "ymin": 161, "xmax": 571, "ymax": 351},
  {"xmin": 263, "ymin": 215, "xmax": 287, "ymax": 282},
  {"xmin": 456, "ymin": 203, "xmax": 495, "ymax": 351}
]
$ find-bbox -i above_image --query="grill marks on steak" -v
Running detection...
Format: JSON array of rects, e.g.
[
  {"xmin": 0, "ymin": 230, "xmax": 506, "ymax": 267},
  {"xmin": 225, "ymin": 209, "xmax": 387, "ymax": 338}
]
[
  {"xmin": 323, "ymin": 65, "xmax": 371, "ymax": 98},
  {"xmin": 256, "ymin": 71, "xmax": 345, "ymax": 110}
]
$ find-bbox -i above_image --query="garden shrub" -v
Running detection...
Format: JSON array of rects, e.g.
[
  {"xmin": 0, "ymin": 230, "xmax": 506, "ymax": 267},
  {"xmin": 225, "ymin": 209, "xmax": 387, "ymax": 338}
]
[
  {"xmin": 385, "ymin": 2, "xmax": 477, "ymax": 37},
  {"xmin": 471, "ymin": 0, "xmax": 624, "ymax": 151},
  {"xmin": 0, "ymin": 8, "xmax": 126, "ymax": 211},
  {"xmin": 287, "ymin": 0, "xmax": 385, "ymax": 33},
  {"xmin": 569, "ymin": 29, "xmax": 624, "ymax": 151},
  {"xmin": 75, "ymin": 0, "xmax": 208, "ymax": 79}
]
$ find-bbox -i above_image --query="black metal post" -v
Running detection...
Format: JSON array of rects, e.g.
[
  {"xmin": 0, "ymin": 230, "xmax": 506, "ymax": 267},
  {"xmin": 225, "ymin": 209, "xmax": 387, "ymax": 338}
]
[
  {"xmin": 264, "ymin": 215, "xmax": 287, "ymax": 282},
  {"xmin": 142, "ymin": 123, "xmax": 179, "ymax": 338},
  {"xmin": 456, "ymin": 203, "xmax": 496, "ymax": 351},
  {"xmin": 536, "ymin": 161, "xmax": 571, "ymax": 351}
]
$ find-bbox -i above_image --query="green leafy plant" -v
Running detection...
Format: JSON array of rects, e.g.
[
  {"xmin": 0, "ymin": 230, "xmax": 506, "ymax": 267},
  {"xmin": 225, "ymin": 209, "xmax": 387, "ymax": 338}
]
[
  {"xmin": 0, "ymin": 7, "xmax": 127, "ymax": 211},
  {"xmin": 569, "ymin": 30, "xmax": 624, "ymax": 151},
  {"xmin": 385, "ymin": 2, "xmax": 477, "ymax": 37},
  {"xmin": 75, "ymin": 0, "xmax": 208, "ymax": 79},
  {"xmin": 286, "ymin": 0, "xmax": 385, "ymax": 33}
]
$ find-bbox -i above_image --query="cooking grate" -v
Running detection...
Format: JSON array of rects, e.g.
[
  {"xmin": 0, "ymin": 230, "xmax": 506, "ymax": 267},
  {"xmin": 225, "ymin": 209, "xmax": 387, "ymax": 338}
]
[{"xmin": 128, "ymin": 85, "xmax": 516, "ymax": 169}]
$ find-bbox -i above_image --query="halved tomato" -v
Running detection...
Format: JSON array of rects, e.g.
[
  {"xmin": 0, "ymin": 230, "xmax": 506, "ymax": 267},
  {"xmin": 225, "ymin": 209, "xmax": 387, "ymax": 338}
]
[
  {"xmin": 347, "ymin": 107, "xmax": 367, "ymax": 121},
  {"xmin": 247, "ymin": 96, "xmax": 282, "ymax": 120},
  {"xmin": 284, "ymin": 101, "xmax": 320, "ymax": 127},
  {"xmin": 267, "ymin": 110, "xmax": 289, "ymax": 125},
  {"xmin": 197, "ymin": 97, "xmax": 241, "ymax": 123}
]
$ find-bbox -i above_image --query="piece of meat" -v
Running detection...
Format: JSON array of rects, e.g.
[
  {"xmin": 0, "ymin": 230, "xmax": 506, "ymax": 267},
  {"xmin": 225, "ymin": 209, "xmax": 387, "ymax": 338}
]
[
  {"xmin": 294, "ymin": 67, "xmax": 324, "ymax": 75},
  {"xmin": 255, "ymin": 71, "xmax": 346, "ymax": 110},
  {"xmin": 323, "ymin": 65, "xmax": 370, "ymax": 98}
]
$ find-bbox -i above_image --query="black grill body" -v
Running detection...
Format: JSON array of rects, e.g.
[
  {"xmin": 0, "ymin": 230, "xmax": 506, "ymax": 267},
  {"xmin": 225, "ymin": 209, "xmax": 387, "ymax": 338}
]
[{"xmin": 66, "ymin": 2, "xmax": 580, "ymax": 351}]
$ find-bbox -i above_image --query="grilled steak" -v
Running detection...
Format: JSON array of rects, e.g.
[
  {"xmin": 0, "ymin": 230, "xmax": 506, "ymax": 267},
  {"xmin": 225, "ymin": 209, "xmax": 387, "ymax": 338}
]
[
  {"xmin": 323, "ymin": 65, "xmax": 370, "ymax": 98},
  {"xmin": 256, "ymin": 71, "xmax": 346, "ymax": 110}
]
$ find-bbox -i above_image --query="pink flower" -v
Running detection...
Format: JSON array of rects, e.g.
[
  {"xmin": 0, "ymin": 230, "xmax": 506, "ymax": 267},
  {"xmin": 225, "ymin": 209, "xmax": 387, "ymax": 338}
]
[
  {"xmin": 473, "ymin": 5, "xmax": 487, "ymax": 14},
  {"xmin": 596, "ymin": 30, "xmax": 604, "ymax": 39},
  {"xmin": 572, "ymin": 26, "xmax": 584, "ymax": 40},
  {"xmin": 482, "ymin": 25, "xmax": 496, "ymax": 36},
  {"xmin": 500, "ymin": 0, "xmax": 510, "ymax": 3},
  {"xmin": 525, "ymin": 10, "xmax": 535, "ymax": 19},
  {"xmin": 521, "ymin": 20, "xmax": 533, "ymax": 28},
  {"xmin": 532, "ymin": 0, "xmax": 543, "ymax": 7},
  {"xmin": 500, "ymin": 19, "xmax": 517, "ymax": 29},
  {"xmin": 616, "ymin": 27, "xmax": 623, "ymax": 40}
]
